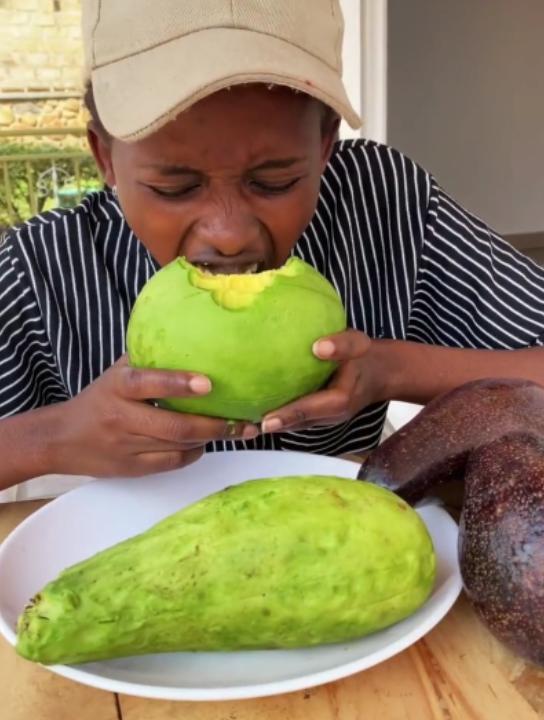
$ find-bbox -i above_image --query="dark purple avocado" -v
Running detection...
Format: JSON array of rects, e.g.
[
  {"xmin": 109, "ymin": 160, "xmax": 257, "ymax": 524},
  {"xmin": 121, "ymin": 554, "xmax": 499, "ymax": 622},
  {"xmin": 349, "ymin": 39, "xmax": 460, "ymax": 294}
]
[
  {"xmin": 459, "ymin": 431, "xmax": 544, "ymax": 666},
  {"xmin": 358, "ymin": 377, "xmax": 544, "ymax": 667}
]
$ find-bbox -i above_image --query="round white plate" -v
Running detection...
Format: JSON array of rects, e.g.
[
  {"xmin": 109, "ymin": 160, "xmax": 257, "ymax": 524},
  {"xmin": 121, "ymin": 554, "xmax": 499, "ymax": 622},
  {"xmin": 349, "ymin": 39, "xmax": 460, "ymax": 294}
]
[{"xmin": 0, "ymin": 450, "xmax": 462, "ymax": 702}]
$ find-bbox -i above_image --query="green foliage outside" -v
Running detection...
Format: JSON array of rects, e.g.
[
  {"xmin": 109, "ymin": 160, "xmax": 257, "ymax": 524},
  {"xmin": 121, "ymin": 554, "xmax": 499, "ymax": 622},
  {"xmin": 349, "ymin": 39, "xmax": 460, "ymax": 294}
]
[{"xmin": 0, "ymin": 141, "xmax": 104, "ymax": 234}]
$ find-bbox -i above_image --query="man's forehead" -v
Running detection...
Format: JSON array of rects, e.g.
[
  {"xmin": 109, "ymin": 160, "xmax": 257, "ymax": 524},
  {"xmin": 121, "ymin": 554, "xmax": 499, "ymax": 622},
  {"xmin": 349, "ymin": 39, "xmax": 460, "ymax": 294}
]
[
  {"xmin": 139, "ymin": 156, "xmax": 309, "ymax": 177},
  {"xmin": 183, "ymin": 84, "xmax": 319, "ymax": 118},
  {"xmin": 125, "ymin": 86, "xmax": 321, "ymax": 159}
]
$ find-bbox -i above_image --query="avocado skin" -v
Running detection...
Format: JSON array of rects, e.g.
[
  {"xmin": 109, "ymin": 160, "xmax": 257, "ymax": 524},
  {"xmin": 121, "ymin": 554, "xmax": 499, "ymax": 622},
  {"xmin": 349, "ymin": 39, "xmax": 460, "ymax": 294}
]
[
  {"xmin": 359, "ymin": 378, "xmax": 544, "ymax": 505},
  {"xmin": 459, "ymin": 431, "xmax": 544, "ymax": 667},
  {"xmin": 359, "ymin": 378, "xmax": 544, "ymax": 667}
]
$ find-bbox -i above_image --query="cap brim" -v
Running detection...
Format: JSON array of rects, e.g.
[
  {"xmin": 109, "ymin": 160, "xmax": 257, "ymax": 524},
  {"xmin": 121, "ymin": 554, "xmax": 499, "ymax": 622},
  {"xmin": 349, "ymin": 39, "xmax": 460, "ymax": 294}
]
[{"xmin": 91, "ymin": 27, "xmax": 362, "ymax": 142}]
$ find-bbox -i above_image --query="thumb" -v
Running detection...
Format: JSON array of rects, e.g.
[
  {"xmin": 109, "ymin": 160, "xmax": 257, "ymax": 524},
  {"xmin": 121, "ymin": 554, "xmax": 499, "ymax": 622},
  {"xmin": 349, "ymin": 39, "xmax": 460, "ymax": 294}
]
[{"xmin": 313, "ymin": 329, "xmax": 372, "ymax": 362}]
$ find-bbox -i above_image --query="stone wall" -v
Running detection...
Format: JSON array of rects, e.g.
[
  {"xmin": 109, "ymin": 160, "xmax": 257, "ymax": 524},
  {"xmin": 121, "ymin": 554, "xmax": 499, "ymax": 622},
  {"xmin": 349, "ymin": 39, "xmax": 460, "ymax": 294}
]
[
  {"xmin": 0, "ymin": 0, "xmax": 88, "ymax": 147},
  {"xmin": 0, "ymin": 97, "xmax": 89, "ymax": 148},
  {"xmin": 0, "ymin": 0, "xmax": 83, "ymax": 92}
]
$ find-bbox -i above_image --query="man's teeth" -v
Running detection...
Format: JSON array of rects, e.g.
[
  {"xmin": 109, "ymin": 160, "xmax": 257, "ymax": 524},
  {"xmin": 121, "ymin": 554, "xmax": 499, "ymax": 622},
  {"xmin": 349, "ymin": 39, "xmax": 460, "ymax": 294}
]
[
  {"xmin": 242, "ymin": 263, "xmax": 259, "ymax": 274},
  {"xmin": 195, "ymin": 263, "xmax": 260, "ymax": 275}
]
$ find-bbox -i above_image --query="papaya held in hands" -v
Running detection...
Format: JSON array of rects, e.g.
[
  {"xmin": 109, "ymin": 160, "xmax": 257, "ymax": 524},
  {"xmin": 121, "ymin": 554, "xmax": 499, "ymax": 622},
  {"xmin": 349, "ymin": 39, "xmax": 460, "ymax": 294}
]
[
  {"xmin": 261, "ymin": 329, "xmax": 373, "ymax": 434},
  {"xmin": 126, "ymin": 257, "xmax": 347, "ymax": 423},
  {"xmin": 15, "ymin": 476, "xmax": 436, "ymax": 666}
]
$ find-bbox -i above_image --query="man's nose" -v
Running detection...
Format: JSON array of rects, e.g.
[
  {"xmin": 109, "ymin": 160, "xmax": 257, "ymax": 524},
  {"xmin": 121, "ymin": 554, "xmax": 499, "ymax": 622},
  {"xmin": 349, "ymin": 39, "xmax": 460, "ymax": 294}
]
[{"xmin": 183, "ymin": 212, "xmax": 266, "ymax": 261}]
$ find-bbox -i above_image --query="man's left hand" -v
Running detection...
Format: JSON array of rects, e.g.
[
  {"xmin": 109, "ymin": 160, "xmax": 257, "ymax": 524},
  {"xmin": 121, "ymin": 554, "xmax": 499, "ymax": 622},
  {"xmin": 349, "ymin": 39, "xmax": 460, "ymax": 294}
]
[{"xmin": 261, "ymin": 330, "xmax": 382, "ymax": 434}]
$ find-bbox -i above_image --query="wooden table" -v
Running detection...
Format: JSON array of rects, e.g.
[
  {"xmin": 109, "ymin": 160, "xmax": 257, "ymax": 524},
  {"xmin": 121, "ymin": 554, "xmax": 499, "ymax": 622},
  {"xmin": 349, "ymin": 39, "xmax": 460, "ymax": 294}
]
[{"xmin": 2, "ymin": 501, "xmax": 544, "ymax": 719}]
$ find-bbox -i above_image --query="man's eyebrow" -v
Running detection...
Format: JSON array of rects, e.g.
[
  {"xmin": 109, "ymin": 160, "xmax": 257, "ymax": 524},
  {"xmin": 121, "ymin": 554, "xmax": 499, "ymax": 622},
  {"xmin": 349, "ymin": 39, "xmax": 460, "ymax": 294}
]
[
  {"xmin": 250, "ymin": 157, "xmax": 306, "ymax": 171},
  {"xmin": 142, "ymin": 164, "xmax": 199, "ymax": 177},
  {"xmin": 142, "ymin": 157, "xmax": 306, "ymax": 177}
]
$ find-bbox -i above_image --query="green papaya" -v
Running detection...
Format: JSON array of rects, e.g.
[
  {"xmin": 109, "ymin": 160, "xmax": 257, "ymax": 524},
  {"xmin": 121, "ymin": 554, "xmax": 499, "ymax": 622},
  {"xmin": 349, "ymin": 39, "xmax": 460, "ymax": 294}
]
[
  {"xmin": 126, "ymin": 256, "xmax": 347, "ymax": 423},
  {"xmin": 16, "ymin": 476, "xmax": 437, "ymax": 666}
]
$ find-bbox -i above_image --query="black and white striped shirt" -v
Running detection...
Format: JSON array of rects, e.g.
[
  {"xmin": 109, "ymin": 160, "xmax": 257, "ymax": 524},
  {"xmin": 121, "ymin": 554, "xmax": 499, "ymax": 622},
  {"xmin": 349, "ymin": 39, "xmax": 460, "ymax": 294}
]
[{"xmin": 2, "ymin": 138, "xmax": 544, "ymax": 457}]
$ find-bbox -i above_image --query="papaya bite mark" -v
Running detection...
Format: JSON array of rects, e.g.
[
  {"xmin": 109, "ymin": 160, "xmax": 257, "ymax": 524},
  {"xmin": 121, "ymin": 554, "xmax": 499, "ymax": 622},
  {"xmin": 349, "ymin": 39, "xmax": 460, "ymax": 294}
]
[{"xmin": 185, "ymin": 256, "xmax": 299, "ymax": 310}]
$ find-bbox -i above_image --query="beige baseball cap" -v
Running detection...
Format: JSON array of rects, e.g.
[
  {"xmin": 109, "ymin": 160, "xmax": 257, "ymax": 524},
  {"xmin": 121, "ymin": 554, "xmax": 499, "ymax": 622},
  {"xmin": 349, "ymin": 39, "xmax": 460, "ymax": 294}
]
[{"xmin": 81, "ymin": 0, "xmax": 362, "ymax": 142}]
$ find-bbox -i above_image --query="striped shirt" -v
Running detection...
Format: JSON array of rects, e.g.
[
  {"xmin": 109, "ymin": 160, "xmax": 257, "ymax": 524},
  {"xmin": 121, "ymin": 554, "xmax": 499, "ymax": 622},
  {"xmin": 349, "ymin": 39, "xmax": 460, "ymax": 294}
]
[{"xmin": 2, "ymin": 138, "xmax": 544, "ymax": 458}]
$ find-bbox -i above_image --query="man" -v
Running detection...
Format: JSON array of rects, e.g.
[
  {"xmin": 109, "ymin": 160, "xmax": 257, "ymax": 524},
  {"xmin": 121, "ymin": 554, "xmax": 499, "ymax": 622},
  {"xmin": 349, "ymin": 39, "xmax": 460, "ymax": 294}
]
[{"xmin": 1, "ymin": 0, "xmax": 544, "ymax": 490}]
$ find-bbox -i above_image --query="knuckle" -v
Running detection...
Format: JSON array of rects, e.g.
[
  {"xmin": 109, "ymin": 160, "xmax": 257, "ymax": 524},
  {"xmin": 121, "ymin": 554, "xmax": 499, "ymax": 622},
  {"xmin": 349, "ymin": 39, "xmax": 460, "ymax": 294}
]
[
  {"xmin": 97, "ymin": 394, "xmax": 130, "ymax": 432},
  {"xmin": 285, "ymin": 409, "xmax": 307, "ymax": 427},
  {"xmin": 157, "ymin": 448, "xmax": 202, "ymax": 472},
  {"xmin": 134, "ymin": 452, "xmax": 185, "ymax": 476},
  {"xmin": 164, "ymin": 415, "xmax": 191, "ymax": 442},
  {"xmin": 163, "ymin": 451, "xmax": 186, "ymax": 471},
  {"xmin": 332, "ymin": 397, "xmax": 349, "ymax": 417},
  {"xmin": 157, "ymin": 372, "xmax": 178, "ymax": 398},
  {"xmin": 327, "ymin": 387, "xmax": 348, "ymax": 412},
  {"xmin": 354, "ymin": 335, "xmax": 371, "ymax": 357},
  {"xmin": 159, "ymin": 372, "xmax": 189, "ymax": 399},
  {"xmin": 120, "ymin": 366, "xmax": 144, "ymax": 396},
  {"xmin": 100, "ymin": 403, "xmax": 123, "ymax": 429}
]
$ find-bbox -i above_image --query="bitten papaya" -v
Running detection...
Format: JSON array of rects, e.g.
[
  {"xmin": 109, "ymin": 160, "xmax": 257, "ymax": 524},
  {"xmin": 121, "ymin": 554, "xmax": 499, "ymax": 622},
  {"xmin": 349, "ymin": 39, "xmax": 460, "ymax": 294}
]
[
  {"xmin": 16, "ymin": 475, "xmax": 436, "ymax": 666},
  {"xmin": 126, "ymin": 256, "xmax": 347, "ymax": 423}
]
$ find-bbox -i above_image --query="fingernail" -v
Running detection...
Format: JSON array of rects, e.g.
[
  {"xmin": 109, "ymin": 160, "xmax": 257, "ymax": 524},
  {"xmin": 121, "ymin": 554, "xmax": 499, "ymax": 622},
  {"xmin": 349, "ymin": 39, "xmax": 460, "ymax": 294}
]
[
  {"xmin": 262, "ymin": 418, "xmax": 282, "ymax": 433},
  {"xmin": 243, "ymin": 425, "xmax": 260, "ymax": 439},
  {"xmin": 314, "ymin": 340, "xmax": 335, "ymax": 358},
  {"xmin": 189, "ymin": 376, "xmax": 212, "ymax": 394}
]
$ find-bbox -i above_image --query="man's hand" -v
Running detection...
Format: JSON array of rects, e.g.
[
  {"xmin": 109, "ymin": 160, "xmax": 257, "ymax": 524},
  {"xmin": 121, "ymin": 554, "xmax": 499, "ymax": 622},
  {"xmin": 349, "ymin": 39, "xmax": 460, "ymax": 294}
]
[
  {"xmin": 261, "ymin": 330, "xmax": 381, "ymax": 434},
  {"xmin": 50, "ymin": 355, "xmax": 259, "ymax": 478},
  {"xmin": 261, "ymin": 332, "xmax": 544, "ymax": 437}
]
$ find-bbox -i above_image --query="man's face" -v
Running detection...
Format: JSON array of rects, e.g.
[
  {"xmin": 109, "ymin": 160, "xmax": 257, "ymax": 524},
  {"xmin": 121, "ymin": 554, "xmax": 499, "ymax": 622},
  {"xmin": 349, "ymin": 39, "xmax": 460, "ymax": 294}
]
[{"xmin": 89, "ymin": 85, "xmax": 338, "ymax": 271}]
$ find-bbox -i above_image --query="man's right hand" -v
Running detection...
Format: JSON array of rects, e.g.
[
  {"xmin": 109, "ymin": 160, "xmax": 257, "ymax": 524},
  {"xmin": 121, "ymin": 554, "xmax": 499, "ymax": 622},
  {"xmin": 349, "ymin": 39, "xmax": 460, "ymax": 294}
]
[{"xmin": 49, "ymin": 355, "xmax": 259, "ymax": 478}]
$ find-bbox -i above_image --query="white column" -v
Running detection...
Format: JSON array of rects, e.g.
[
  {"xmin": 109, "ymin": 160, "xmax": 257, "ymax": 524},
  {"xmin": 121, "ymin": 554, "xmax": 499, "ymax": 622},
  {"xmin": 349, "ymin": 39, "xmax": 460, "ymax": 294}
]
[
  {"xmin": 338, "ymin": 0, "xmax": 388, "ymax": 145},
  {"xmin": 339, "ymin": 0, "xmax": 363, "ymax": 140},
  {"xmin": 361, "ymin": 0, "xmax": 388, "ymax": 144}
]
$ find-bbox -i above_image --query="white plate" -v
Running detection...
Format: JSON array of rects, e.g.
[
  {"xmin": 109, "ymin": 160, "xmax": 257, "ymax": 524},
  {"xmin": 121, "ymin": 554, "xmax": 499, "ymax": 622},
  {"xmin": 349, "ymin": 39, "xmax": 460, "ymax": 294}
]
[{"xmin": 0, "ymin": 450, "xmax": 462, "ymax": 702}]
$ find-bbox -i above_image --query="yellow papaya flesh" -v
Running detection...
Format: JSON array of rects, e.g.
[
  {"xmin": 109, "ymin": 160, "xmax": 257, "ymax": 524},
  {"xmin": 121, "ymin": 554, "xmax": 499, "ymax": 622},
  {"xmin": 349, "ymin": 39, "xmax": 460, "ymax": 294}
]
[{"xmin": 16, "ymin": 476, "xmax": 437, "ymax": 666}]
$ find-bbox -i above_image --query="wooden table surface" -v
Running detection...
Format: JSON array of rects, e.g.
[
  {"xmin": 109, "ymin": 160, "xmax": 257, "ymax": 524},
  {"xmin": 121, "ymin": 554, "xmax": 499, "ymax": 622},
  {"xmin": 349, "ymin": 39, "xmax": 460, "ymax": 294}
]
[{"xmin": 2, "ymin": 500, "xmax": 544, "ymax": 720}]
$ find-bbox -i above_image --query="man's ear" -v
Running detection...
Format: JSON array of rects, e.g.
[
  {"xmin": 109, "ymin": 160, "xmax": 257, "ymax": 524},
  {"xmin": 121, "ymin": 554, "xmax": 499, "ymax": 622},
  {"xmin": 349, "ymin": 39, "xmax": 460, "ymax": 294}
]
[{"xmin": 87, "ymin": 122, "xmax": 115, "ymax": 188}]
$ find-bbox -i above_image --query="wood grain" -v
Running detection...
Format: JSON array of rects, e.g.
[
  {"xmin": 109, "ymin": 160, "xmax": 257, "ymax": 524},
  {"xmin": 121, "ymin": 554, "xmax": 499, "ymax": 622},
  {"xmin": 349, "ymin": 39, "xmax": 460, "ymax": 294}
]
[
  {"xmin": 118, "ymin": 596, "xmax": 542, "ymax": 720},
  {"xmin": 0, "ymin": 635, "xmax": 120, "ymax": 720},
  {"xmin": 3, "ymin": 488, "xmax": 544, "ymax": 720},
  {"xmin": 0, "ymin": 501, "xmax": 120, "ymax": 720}
]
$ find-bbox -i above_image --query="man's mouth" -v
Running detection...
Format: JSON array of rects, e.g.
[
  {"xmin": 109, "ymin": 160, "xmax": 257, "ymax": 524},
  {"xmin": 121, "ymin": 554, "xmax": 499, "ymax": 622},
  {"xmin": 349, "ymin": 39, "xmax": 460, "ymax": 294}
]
[{"xmin": 192, "ymin": 262, "xmax": 264, "ymax": 276}]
